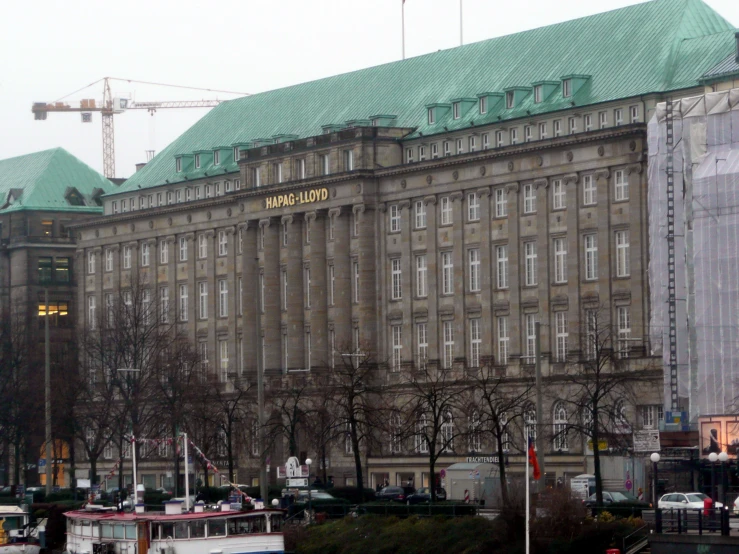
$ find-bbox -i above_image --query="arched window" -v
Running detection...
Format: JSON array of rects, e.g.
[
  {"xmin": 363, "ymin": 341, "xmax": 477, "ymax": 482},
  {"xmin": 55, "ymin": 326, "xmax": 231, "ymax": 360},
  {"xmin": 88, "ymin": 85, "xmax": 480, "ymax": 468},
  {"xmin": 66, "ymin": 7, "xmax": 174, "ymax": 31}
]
[
  {"xmin": 524, "ymin": 405, "xmax": 537, "ymax": 445},
  {"xmin": 469, "ymin": 410, "xmax": 482, "ymax": 452},
  {"xmin": 552, "ymin": 402, "xmax": 568, "ymax": 451},
  {"xmin": 441, "ymin": 410, "xmax": 454, "ymax": 452},
  {"xmin": 389, "ymin": 413, "xmax": 402, "ymax": 454},
  {"xmin": 614, "ymin": 400, "xmax": 629, "ymax": 433},
  {"xmin": 415, "ymin": 414, "xmax": 429, "ymax": 453}
]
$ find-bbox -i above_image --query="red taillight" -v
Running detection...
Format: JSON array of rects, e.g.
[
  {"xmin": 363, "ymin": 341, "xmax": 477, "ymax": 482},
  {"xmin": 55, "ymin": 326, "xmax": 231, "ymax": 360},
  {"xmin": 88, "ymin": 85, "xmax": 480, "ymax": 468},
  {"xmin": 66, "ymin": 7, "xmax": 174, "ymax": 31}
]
[{"xmin": 399, "ymin": 495, "xmax": 405, "ymax": 500}]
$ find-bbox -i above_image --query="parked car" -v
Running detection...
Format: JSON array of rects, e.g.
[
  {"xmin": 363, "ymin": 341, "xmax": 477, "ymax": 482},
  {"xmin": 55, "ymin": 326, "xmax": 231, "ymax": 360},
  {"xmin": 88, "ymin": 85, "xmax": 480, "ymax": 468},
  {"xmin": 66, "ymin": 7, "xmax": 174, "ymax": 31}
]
[
  {"xmin": 583, "ymin": 491, "xmax": 651, "ymax": 515},
  {"xmin": 296, "ymin": 490, "xmax": 335, "ymax": 501},
  {"xmin": 405, "ymin": 487, "xmax": 447, "ymax": 504},
  {"xmin": 376, "ymin": 486, "xmax": 415, "ymax": 502},
  {"xmin": 658, "ymin": 492, "xmax": 723, "ymax": 510}
]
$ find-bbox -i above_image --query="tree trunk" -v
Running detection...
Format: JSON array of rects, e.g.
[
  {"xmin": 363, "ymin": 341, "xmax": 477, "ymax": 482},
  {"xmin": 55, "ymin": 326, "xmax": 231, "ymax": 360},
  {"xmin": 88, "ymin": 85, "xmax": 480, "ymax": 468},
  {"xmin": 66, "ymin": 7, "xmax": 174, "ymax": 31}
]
[
  {"xmin": 227, "ymin": 422, "xmax": 235, "ymax": 483},
  {"xmin": 90, "ymin": 455, "xmax": 98, "ymax": 485},
  {"xmin": 496, "ymin": 432, "xmax": 509, "ymax": 507},
  {"xmin": 350, "ymin": 422, "xmax": 363, "ymax": 501},
  {"xmin": 592, "ymin": 418, "xmax": 603, "ymax": 507},
  {"xmin": 429, "ymin": 456, "xmax": 437, "ymax": 502},
  {"xmin": 13, "ymin": 440, "xmax": 20, "ymax": 485}
]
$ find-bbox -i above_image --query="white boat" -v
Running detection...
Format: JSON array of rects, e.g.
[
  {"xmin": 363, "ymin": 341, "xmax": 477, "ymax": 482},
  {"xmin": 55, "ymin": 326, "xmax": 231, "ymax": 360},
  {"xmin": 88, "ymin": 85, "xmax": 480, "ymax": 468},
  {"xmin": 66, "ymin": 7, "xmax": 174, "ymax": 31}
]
[
  {"xmin": 0, "ymin": 506, "xmax": 42, "ymax": 554},
  {"xmin": 64, "ymin": 501, "xmax": 285, "ymax": 554}
]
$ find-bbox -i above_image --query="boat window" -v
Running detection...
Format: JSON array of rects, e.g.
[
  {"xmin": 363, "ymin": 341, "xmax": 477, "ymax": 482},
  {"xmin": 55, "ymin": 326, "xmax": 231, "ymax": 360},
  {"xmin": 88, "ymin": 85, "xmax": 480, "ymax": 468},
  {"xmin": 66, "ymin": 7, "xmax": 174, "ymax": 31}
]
[
  {"xmin": 113, "ymin": 524, "xmax": 125, "ymax": 539},
  {"xmin": 101, "ymin": 524, "xmax": 113, "ymax": 538},
  {"xmin": 81, "ymin": 520, "xmax": 91, "ymax": 537},
  {"xmin": 228, "ymin": 517, "xmax": 251, "ymax": 535},
  {"xmin": 270, "ymin": 515, "xmax": 283, "ymax": 533},
  {"xmin": 208, "ymin": 519, "xmax": 226, "ymax": 537},
  {"xmin": 125, "ymin": 525, "xmax": 137, "ymax": 540},
  {"xmin": 67, "ymin": 519, "xmax": 72, "ymax": 533},
  {"xmin": 189, "ymin": 521, "xmax": 205, "ymax": 538},
  {"xmin": 91, "ymin": 523, "xmax": 100, "ymax": 539},
  {"xmin": 174, "ymin": 522, "xmax": 188, "ymax": 539},
  {"xmin": 251, "ymin": 517, "xmax": 266, "ymax": 534},
  {"xmin": 160, "ymin": 523, "xmax": 174, "ymax": 540}
]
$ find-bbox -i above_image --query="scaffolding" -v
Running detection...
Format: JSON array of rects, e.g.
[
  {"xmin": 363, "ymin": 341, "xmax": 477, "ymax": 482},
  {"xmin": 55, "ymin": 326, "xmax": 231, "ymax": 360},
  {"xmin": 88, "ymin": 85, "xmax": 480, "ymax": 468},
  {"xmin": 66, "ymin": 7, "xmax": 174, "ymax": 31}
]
[{"xmin": 648, "ymin": 88, "xmax": 739, "ymax": 419}]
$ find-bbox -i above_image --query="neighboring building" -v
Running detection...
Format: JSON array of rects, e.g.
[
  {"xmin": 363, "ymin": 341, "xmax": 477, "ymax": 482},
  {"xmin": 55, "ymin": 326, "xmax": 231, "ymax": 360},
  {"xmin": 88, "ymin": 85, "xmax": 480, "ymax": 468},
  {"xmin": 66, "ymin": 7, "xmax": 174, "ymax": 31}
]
[
  {"xmin": 0, "ymin": 148, "xmax": 115, "ymax": 485},
  {"xmin": 70, "ymin": 0, "xmax": 737, "ymax": 490}
]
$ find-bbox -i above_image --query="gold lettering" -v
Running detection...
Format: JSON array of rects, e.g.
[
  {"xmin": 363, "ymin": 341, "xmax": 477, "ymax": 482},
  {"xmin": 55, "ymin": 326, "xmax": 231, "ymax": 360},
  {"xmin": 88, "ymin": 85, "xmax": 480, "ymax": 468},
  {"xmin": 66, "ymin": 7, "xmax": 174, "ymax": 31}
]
[
  {"xmin": 321, "ymin": 188, "xmax": 328, "ymax": 201},
  {"xmin": 289, "ymin": 193, "xmax": 296, "ymax": 206},
  {"xmin": 266, "ymin": 197, "xmax": 273, "ymax": 209}
]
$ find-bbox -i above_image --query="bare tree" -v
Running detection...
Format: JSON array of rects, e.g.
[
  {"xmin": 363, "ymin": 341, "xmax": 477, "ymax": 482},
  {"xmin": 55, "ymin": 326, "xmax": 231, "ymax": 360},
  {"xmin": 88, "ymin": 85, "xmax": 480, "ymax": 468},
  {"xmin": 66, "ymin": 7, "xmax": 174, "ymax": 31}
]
[
  {"xmin": 302, "ymin": 374, "xmax": 341, "ymax": 485},
  {"xmin": 470, "ymin": 363, "xmax": 534, "ymax": 507},
  {"xmin": 398, "ymin": 365, "xmax": 470, "ymax": 502}
]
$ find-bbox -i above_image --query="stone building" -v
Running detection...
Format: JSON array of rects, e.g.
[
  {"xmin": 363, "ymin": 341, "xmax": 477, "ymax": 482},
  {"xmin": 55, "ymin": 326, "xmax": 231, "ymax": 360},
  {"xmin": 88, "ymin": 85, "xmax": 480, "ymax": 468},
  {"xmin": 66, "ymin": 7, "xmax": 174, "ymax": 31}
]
[
  {"xmin": 70, "ymin": 0, "xmax": 737, "ymax": 490},
  {"xmin": 0, "ymin": 148, "xmax": 115, "ymax": 485}
]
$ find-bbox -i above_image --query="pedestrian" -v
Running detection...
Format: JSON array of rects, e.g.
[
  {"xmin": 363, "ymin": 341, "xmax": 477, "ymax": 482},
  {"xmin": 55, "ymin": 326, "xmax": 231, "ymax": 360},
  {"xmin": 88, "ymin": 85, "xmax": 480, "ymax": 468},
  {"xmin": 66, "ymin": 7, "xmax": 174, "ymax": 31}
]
[{"xmin": 636, "ymin": 487, "xmax": 644, "ymax": 501}]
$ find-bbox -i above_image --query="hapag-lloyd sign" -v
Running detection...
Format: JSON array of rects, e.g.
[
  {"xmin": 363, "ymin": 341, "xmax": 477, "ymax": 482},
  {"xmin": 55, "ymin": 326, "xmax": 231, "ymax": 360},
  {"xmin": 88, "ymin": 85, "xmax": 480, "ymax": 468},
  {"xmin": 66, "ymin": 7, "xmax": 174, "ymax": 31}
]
[{"xmin": 266, "ymin": 187, "xmax": 329, "ymax": 209}]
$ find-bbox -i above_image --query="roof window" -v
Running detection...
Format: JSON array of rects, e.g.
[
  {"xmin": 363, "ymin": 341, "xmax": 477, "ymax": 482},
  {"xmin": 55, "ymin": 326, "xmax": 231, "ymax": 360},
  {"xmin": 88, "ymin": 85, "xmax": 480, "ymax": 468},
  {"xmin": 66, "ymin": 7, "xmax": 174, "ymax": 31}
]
[
  {"xmin": 213, "ymin": 150, "xmax": 220, "ymax": 166},
  {"xmin": 505, "ymin": 91, "xmax": 514, "ymax": 109},
  {"xmin": 194, "ymin": 154, "xmax": 201, "ymax": 169},
  {"xmin": 534, "ymin": 85, "xmax": 543, "ymax": 103},
  {"xmin": 452, "ymin": 102, "xmax": 460, "ymax": 120},
  {"xmin": 479, "ymin": 96, "xmax": 487, "ymax": 114},
  {"xmin": 176, "ymin": 157, "xmax": 182, "ymax": 172},
  {"xmin": 562, "ymin": 79, "xmax": 572, "ymax": 98},
  {"xmin": 559, "ymin": 74, "xmax": 591, "ymax": 98},
  {"xmin": 428, "ymin": 108, "xmax": 436, "ymax": 125}
]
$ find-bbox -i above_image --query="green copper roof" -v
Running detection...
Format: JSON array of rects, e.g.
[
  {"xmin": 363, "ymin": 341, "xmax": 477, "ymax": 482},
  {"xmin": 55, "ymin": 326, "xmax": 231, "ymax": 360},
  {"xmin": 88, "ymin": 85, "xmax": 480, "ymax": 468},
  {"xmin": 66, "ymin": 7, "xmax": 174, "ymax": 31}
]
[
  {"xmin": 0, "ymin": 148, "xmax": 116, "ymax": 213},
  {"xmin": 118, "ymin": 0, "xmax": 737, "ymax": 194}
]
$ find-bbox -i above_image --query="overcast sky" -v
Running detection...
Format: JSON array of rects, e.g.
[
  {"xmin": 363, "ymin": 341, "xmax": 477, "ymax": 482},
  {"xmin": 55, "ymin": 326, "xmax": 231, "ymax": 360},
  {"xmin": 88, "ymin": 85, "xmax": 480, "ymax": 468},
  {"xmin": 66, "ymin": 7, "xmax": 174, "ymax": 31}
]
[{"xmin": 1, "ymin": 0, "xmax": 737, "ymax": 178}]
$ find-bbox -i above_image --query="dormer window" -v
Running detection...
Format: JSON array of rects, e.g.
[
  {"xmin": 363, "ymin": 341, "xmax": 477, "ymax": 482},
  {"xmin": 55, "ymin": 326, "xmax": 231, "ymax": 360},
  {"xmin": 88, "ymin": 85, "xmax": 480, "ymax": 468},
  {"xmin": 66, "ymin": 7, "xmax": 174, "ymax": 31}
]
[
  {"xmin": 194, "ymin": 154, "xmax": 201, "ymax": 169},
  {"xmin": 479, "ymin": 96, "xmax": 488, "ymax": 114},
  {"xmin": 176, "ymin": 158, "xmax": 182, "ymax": 172},
  {"xmin": 562, "ymin": 79, "xmax": 572, "ymax": 98},
  {"xmin": 371, "ymin": 118, "xmax": 379, "ymax": 127},
  {"xmin": 534, "ymin": 85, "xmax": 543, "ymax": 104},
  {"xmin": 233, "ymin": 146, "xmax": 240, "ymax": 161},
  {"xmin": 428, "ymin": 108, "xmax": 435, "ymax": 125},
  {"xmin": 213, "ymin": 150, "xmax": 220, "ymax": 165},
  {"xmin": 505, "ymin": 91, "xmax": 514, "ymax": 109},
  {"xmin": 452, "ymin": 102, "xmax": 460, "ymax": 120}
]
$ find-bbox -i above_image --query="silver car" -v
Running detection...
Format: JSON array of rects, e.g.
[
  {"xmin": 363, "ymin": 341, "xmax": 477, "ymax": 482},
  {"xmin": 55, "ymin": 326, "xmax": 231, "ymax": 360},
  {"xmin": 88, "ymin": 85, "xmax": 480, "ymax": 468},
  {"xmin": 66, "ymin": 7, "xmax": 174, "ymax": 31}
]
[{"xmin": 658, "ymin": 492, "xmax": 723, "ymax": 510}]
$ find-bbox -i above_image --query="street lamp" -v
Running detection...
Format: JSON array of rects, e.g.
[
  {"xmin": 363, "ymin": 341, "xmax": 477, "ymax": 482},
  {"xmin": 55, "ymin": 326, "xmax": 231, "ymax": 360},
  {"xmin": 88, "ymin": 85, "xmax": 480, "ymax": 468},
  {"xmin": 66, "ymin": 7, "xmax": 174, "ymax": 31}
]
[
  {"xmin": 718, "ymin": 451, "xmax": 729, "ymax": 507},
  {"xmin": 650, "ymin": 452, "xmax": 660, "ymax": 507},
  {"xmin": 305, "ymin": 458, "xmax": 313, "ymax": 524},
  {"xmin": 709, "ymin": 452, "xmax": 718, "ymax": 504}
]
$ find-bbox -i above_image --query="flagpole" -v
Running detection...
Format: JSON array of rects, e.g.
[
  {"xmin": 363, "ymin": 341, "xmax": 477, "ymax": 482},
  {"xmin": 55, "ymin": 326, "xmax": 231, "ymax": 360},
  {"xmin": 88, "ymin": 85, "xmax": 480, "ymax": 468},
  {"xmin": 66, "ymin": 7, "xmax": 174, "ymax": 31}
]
[
  {"xmin": 525, "ymin": 425, "xmax": 530, "ymax": 554},
  {"xmin": 401, "ymin": 0, "xmax": 406, "ymax": 60}
]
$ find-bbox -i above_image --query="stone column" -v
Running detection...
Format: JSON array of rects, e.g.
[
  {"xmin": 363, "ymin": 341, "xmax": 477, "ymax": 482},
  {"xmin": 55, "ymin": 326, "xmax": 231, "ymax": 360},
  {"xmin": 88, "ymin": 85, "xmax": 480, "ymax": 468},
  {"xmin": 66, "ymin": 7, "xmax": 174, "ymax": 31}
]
[
  {"xmin": 534, "ymin": 178, "xmax": 550, "ymax": 360},
  {"xmin": 564, "ymin": 174, "xmax": 580, "ymax": 347},
  {"xmin": 450, "ymin": 191, "xmax": 465, "ymax": 364},
  {"xmin": 260, "ymin": 218, "xmax": 281, "ymax": 373},
  {"xmin": 353, "ymin": 203, "xmax": 377, "ymax": 355},
  {"xmin": 164, "ymin": 236, "xmax": 175, "ymax": 327},
  {"xmin": 477, "ymin": 187, "xmax": 493, "ymax": 364},
  {"xmin": 183, "ymin": 233, "xmax": 196, "ymax": 336},
  {"xmin": 329, "ymin": 207, "xmax": 351, "ymax": 352},
  {"xmin": 282, "ymin": 214, "xmax": 305, "ymax": 369},
  {"xmin": 241, "ymin": 222, "xmax": 258, "ymax": 374},
  {"xmin": 224, "ymin": 226, "xmax": 237, "ymax": 374},
  {"xmin": 505, "ymin": 182, "xmax": 521, "ymax": 360},
  {"xmin": 398, "ymin": 200, "xmax": 412, "ymax": 365},
  {"xmin": 595, "ymin": 169, "xmax": 613, "ymax": 314},
  {"xmin": 204, "ymin": 230, "xmax": 216, "ymax": 379},
  {"xmin": 307, "ymin": 210, "xmax": 328, "ymax": 369},
  {"xmin": 424, "ymin": 195, "xmax": 439, "ymax": 366},
  {"xmin": 626, "ymin": 163, "xmax": 646, "ymax": 345}
]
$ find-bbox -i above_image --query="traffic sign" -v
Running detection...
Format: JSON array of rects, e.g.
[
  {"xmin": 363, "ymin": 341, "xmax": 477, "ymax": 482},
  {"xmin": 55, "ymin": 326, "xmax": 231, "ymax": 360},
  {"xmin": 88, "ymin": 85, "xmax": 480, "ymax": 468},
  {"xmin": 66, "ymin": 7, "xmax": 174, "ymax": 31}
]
[
  {"xmin": 625, "ymin": 479, "xmax": 633, "ymax": 491},
  {"xmin": 440, "ymin": 469, "xmax": 446, "ymax": 478}
]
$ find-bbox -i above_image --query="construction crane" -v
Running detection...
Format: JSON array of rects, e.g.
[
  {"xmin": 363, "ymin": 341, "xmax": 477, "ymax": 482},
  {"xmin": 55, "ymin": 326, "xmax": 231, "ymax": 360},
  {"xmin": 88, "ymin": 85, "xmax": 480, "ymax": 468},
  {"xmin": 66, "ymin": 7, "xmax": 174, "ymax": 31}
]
[{"xmin": 32, "ymin": 77, "xmax": 248, "ymax": 178}]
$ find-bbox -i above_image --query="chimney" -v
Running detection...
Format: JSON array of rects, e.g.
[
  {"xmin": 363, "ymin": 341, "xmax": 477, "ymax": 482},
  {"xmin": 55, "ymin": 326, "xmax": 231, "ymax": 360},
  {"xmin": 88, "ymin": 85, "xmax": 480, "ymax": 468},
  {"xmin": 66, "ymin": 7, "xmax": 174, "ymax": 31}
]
[{"xmin": 135, "ymin": 162, "xmax": 147, "ymax": 172}]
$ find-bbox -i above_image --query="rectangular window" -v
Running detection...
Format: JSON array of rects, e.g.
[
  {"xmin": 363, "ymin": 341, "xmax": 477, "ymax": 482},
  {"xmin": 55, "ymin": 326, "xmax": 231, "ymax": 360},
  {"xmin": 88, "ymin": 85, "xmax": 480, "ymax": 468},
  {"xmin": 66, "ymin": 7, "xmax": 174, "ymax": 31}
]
[
  {"xmin": 584, "ymin": 114, "xmax": 593, "ymax": 131},
  {"xmin": 539, "ymin": 122, "xmax": 547, "ymax": 139},
  {"xmin": 179, "ymin": 237, "xmax": 188, "ymax": 261},
  {"xmin": 320, "ymin": 154, "xmax": 330, "ymax": 175},
  {"xmin": 431, "ymin": 143, "xmax": 439, "ymax": 159},
  {"xmin": 160, "ymin": 286, "xmax": 169, "ymax": 323},
  {"xmin": 496, "ymin": 245, "xmax": 509, "ymax": 289},
  {"xmin": 88, "ymin": 296, "xmax": 96, "ymax": 329},
  {"xmin": 584, "ymin": 309, "xmax": 597, "ymax": 359},
  {"xmin": 452, "ymin": 102, "xmax": 460, "ymax": 120},
  {"xmin": 219, "ymin": 340, "xmax": 229, "ymax": 381},
  {"xmin": 353, "ymin": 261, "xmax": 360, "ymax": 303},
  {"xmin": 441, "ymin": 251, "xmax": 453, "ymax": 295},
  {"xmin": 112, "ymin": 200, "xmax": 119, "ymax": 213},
  {"xmin": 524, "ymin": 241, "xmax": 537, "ymax": 286},
  {"xmin": 469, "ymin": 318, "xmax": 481, "ymax": 368},
  {"xmin": 495, "ymin": 130, "xmax": 504, "ymax": 148},
  {"xmin": 562, "ymin": 79, "xmax": 572, "ymax": 97},
  {"xmin": 614, "ymin": 169, "xmax": 628, "ymax": 201},
  {"xmin": 534, "ymin": 85, "xmax": 542, "ymax": 103},
  {"xmin": 272, "ymin": 163, "xmax": 282, "ymax": 184},
  {"xmin": 443, "ymin": 141, "xmax": 451, "ymax": 157},
  {"xmin": 343, "ymin": 149, "xmax": 354, "ymax": 171},
  {"xmin": 440, "ymin": 196, "xmax": 452, "ymax": 225},
  {"xmin": 524, "ymin": 125, "xmax": 532, "ymax": 142},
  {"xmin": 468, "ymin": 136, "xmax": 477, "ymax": 152},
  {"xmin": 479, "ymin": 96, "xmax": 487, "ymax": 114},
  {"xmin": 614, "ymin": 108, "xmax": 623, "ymax": 126},
  {"xmin": 406, "ymin": 148, "xmax": 414, "ymax": 163},
  {"xmin": 38, "ymin": 256, "xmax": 52, "ymax": 283},
  {"xmin": 105, "ymin": 249, "xmax": 113, "ymax": 272},
  {"xmin": 297, "ymin": 158, "xmax": 306, "ymax": 179},
  {"xmin": 599, "ymin": 111, "xmax": 608, "ymax": 129},
  {"xmin": 414, "ymin": 200, "xmax": 426, "ymax": 229},
  {"xmin": 482, "ymin": 133, "xmax": 490, "ymax": 150},
  {"xmin": 456, "ymin": 138, "xmax": 464, "ymax": 154},
  {"xmin": 252, "ymin": 167, "xmax": 261, "ymax": 187},
  {"xmin": 179, "ymin": 284, "xmax": 188, "ymax": 321},
  {"xmin": 416, "ymin": 254, "xmax": 428, "ymax": 297},
  {"xmin": 198, "ymin": 234, "xmax": 207, "ymax": 259},
  {"xmin": 467, "ymin": 193, "xmax": 480, "ymax": 221},
  {"xmin": 525, "ymin": 314, "xmax": 537, "ymax": 364},
  {"xmin": 198, "ymin": 282, "xmax": 208, "ymax": 319},
  {"xmin": 391, "ymin": 325, "xmax": 402, "ymax": 371},
  {"xmin": 618, "ymin": 307, "xmax": 631, "ymax": 358},
  {"xmin": 584, "ymin": 234, "xmax": 598, "ymax": 280},
  {"xmin": 495, "ymin": 188, "xmax": 507, "ymax": 217},
  {"xmin": 55, "ymin": 257, "xmax": 70, "ymax": 282},
  {"xmin": 194, "ymin": 153, "xmax": 201, "ymax": 169},
  {"xmin": 159, "ymin": 240, "xmax": 168, "ymax": 264},
  {"xmin": 419, "ymin": 145, "xmax": 426, "ymax": 161},
  {"xmin": 505, "ymin": 91, "xmax": 514, "ymax": 109},
  {"xmin": 122, "ymin": 245, "xmax": 131, "ymax": 269},
  {"xmin": 304, "ymin": 268, "xmax": 311, "ymax": 308},
  {"xmin": 523, "ymin": 183, "xmax": 536, "ymax": 214},
  {"xmin": 568, "ymin": 117, "xmax": 577, "ymax": 135},
  {"xmin": 142, "ymin": 289, "xmax": 152, "ymax": 324},
  {"xmin": 468, "ymin": 248, "xmax": 480, "ymax": 292},
  {"xmin": 233, "ymin": 146, "xmax": 240, "ymax": 162},
  {"xmin": 616, "ymin": 230, "xmax": 630, "ymax": 277},
  {"xmin": 630, "ymin": 105, "xmax": 639, "ymax": 123},
  {"xmin": 443, "ymin": 321, "xmax": 454, "ymax": 369},
  {"xmin": 328, "ymin": 264, "xmax": 335, "ymax": 305},
  {"xmin": 555, "ymin": 312, "xmax": 568, "ymax": 362},
  {"xmin": 389, "ymin": 204, "xmax": 401, "ymax": 232},
  {"xmin": 391, "ymin": 258, "xmax": 402, "ymax": 300},
  {"xmin": 553, "ymin": 238, "xmax": 567, "ymax": 284},
  {"xmin": 552, "ymin": 179, "xmax": 565, "ymax": 209},
  {"xmin": 417, "ymin": 322, "xmax": 428, "ymax": 369},
  {"xmin": 176, "ymin": 189, "xmax": 182, "ymax": 203},
  {"xmin": 218, "ymin": 279, "xmax": 228, "ymax": 317},
  {"xmin": 497, "ymin": 316, "xmax": 509, "ymax": 365},
  {"xmin": 140, "ymin": 242, "xmax": 150, "ymax": 267},
  {"xmin": 428, "ymin": 108, "xmax": 435, "ymax": 124},
  {"xmin": 553, "ymin": 119, "xmax": 562, "ymax": 137},
  {"xmin": 87, "ymin": 251, "xmax": 95, "ymax": 274},
  {"xmin": 583, "ymin": 174, "xmax": 596, "ymax": 205},
  {"xmin": 218, "ymin": 231, "xmax": 227, "ymax": 256},
  {"xmin": 509, "ymin": 128, "xmax": 518, "ymax": 144},
  {"xmin": 121, "ymin": 199, "xmax": 128, "ymax": 213}
]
